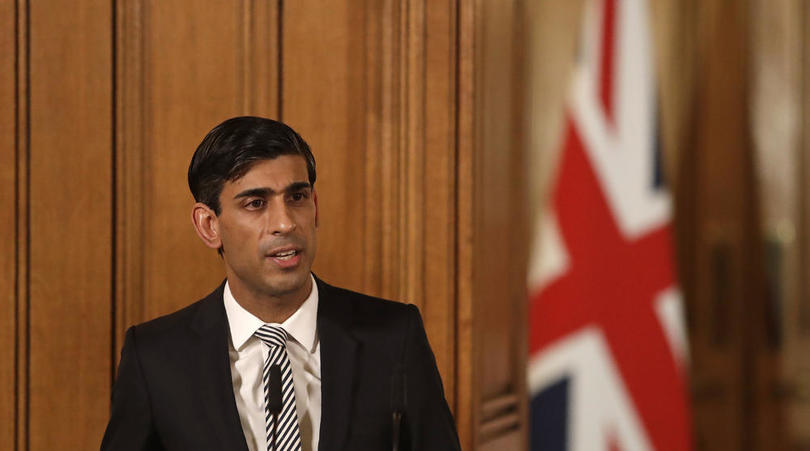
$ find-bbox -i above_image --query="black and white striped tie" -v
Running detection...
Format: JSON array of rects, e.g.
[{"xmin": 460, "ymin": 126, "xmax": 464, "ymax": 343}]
[{"xmin": 255, "ymin": 325, "xmax": 302, "ymax": 451}]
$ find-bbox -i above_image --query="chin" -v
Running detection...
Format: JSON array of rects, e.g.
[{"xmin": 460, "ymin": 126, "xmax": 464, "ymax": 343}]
[{"xmin": 263, "ymin": 271, "xmax": 310, "ymax": 297}]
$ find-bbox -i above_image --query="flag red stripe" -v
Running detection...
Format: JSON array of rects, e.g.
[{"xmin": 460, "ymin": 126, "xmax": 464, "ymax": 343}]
[
  {"xmin": 530, "ymin": 117, "xmax": 691, "ymax": 449},
  {"xmin": 600, "ymin": 0, "xmax": 617, "ymax": 125}
]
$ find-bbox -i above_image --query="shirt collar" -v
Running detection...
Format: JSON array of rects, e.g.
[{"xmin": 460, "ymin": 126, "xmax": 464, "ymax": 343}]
[{"xmin": 223, "ymin": 274, "xmax": 319, "ymax": 353}]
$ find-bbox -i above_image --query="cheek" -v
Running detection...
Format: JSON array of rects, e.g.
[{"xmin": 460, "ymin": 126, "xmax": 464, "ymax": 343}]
[
  {"xmin": 220, "ymin": 222, "xmax": 257, "ymax": 253},
  {"xmin": 304, "ymin": 205, "xmax": 319, "ymax": 227}
]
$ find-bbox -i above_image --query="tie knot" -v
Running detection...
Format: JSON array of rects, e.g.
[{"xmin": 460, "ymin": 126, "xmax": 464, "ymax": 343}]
[{"xmin": 255, "ymin": 325, "xmax": 288, "ymax": 348}]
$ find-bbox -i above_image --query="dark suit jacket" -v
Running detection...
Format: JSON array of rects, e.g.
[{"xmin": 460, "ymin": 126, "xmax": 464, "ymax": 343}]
[{"xmin": 101, "ymin": 276, "xmax": 460, "ymax": 450}]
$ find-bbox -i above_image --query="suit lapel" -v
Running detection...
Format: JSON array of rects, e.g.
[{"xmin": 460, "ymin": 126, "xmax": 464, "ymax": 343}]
[
  {"xmin": 190, "ymin": 282, "xmax": 250, "ymax": 451},
  {"xmin": 316, "ymin": 277, "xmax": 358, "ymax": 451}
]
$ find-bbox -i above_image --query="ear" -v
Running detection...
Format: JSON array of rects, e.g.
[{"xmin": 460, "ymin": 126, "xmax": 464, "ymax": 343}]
[
  {"xmin": 191, "ymin": 202, "xmax": 222, "ymax": 249},
  {"xmin": 313, "ymin": 189, "xmax": 319, "ymax": 228}
]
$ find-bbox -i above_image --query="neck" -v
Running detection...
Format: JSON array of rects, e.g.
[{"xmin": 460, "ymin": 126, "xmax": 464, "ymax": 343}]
[{"xmin": 227, "ymin": 276, "xmax": 312, "ymax": 324}]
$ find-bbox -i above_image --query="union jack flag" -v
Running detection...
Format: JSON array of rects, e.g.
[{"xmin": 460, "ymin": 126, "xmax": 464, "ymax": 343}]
[{"xmin": 527, "ymin": 0, "xmax": 692, "ymax": 449}]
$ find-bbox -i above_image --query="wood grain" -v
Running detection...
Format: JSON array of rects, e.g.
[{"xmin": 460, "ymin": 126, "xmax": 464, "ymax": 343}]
[
  {"xmin": 283, "ymin": 0, "xmax": 368, "ymax": 292},
  {"xmin": 5, "ymin": 1, "xmax": 533, "ymax": 448},
  {"xmin": 13, "ymin": 1, "xmax": 28, "ymax": 448},
  {"xmin": 456, "ymin": 0, "xmax": 476, "ymax": 446},
  {"xmin": 26, "ymin": 1, "xmax": 113, "ymax": 448},
  {"xmin": 115, "ymin": 0, "xmax": 147, "ymax": 364},
  {"xmin": 420, "ymin": 0, "xmax": 458, "ymax": 412},
  {"xmin": 283, "ymin": 0, "xmax": 461, "ymax": 414},
  {"xmin": 475, "ymin": 0, "xmax": 522, "ymax": 412},
  {"xmin": 457, "ymin": 0, "xmax": 528, "ymax": 447},
  {"xmin": 114, "ymin": 0, "xmax": 280, "ymax": 338},
  {"xmin": 0, "ymin": 2, "xmax": 17, "ymax": 449},
  {"xmin": 144, "ymin": 0, "xmax": 246, "ymax": 319}
]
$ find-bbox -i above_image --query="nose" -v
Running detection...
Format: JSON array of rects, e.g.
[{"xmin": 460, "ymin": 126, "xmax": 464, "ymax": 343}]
[{"xmin": 268, "ymin": 201, "xmax": 297, "ymax": 235}]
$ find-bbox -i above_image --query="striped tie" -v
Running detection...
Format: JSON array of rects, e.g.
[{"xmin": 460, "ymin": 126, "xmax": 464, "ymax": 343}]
[{"xmin": 255, "ymin": 325, "xmax": 302, "ymax": 451}]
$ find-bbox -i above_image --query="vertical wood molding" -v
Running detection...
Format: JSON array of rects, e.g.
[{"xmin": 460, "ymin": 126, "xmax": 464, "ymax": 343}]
[
  {"xmin": 510, "ymin": 2, "xmax": 529, "ymax": 444},
  {"xmin": 239, "ymin": 0, "xmax": 279, "ymax": 118},
  {"xmin": 378, "ymin": 0, "xmax": 404, "ymax": 301},
  {"xmin": 0, "ymin": 0, "xmax": 15, "ymax": 445},
  {"xmin": 362, "ymin": 0, "xmax": 406, "ymax": 298},
  {"xmin": 802, "ymin": 0, "xmax": 810, "ymax": 338},
  {"xmin": 682, "ymin": 1, "xmax": 785, "ymax": 449},
  {"xmin": 421, "ymin": 0, "xmax": 458, "ymax": 413},
  {"xmin": 456, "ymin": 0, "xmax": 476, "ymax": 446},
  {"xmin": 361, "ymin": 0, "xmax": 385, "ymax": 296},
  {"xmin": 402, "ymin": 0, "xmax": 426, "ymax": 309},
  {"xmin": 15, "ymin": 0, "xmax": 28, "ymax": 446},
  {"xmin": 457, "ymin": 0, "xmax": 527, "ymax": 447},
  {"xmin": 115, "ymin": 0, "xmax": 146, "ymax": 363},
  {"xmin": 1, "ymin": 2, "xmax": 29, "ymax": 449},
  {"xmin": 750, "ymin": 0, "xmax": 808, "ymax": 447},
  {"xmin": 360, "ymin": 0, "xmax": 458, "ymax": 410},
  {"xmin": 239, "ymin": 0, "xmax": 251, "ymax": 113},
  {"xmin": 361, "ymin": 0, "xmax": 404, "ymax": 300}
]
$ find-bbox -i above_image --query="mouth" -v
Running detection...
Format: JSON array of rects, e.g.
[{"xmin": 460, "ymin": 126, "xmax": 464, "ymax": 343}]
[
  {"xmin": 266, "ymin": 247, "xmax": 303, "ymax": 268},
  {"xmin": 270, "ymin": 249, "xmax": 298, "ymax": 260}
]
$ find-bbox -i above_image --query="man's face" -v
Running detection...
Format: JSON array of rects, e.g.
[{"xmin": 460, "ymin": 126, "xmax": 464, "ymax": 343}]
[{"xmin": 214, "ymin": 155, "xmax": 317, "ymax": 302}]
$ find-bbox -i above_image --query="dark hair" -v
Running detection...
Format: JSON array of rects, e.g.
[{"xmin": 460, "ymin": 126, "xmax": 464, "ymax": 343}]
[{"xmin": 188, "ymin": 116, "xmax": 316, "ymax": 215}]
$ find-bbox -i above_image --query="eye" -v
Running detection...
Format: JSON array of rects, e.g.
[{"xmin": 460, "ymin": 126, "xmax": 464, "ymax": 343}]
[
  {"xmin": 289, "ymin": 191, "xmax": 308, "ymax": 203},
  {"xmin": 245, "ymin": 198, "xmax": 265, "ymax": 210}
]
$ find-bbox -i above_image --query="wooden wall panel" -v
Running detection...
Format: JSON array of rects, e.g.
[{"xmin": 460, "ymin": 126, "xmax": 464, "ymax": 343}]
[
  {"xmin": 479, "ymin": 0, "xmax": 528, "ymax": 444},
  {"xmin": 283, "ymin": 0, "xmax": 368, "ymax": 292},
  {"xmin": 687, "ymin": 2, "xmax": 749, "ymax": 449},
  {"xmin": 799, "ymin": 4, "xmax": 810, "ymax": 447},
  {"xmin": 475, "ymin": 0, "xmax": 523, "ymax": 401},
  {"xmin": 751, "ymin": 0, "xmax": 810, "ymax": 447},
  {"xmin": 458, "ymin": 0, "xmax": 527, "ymax": 448},
  {"xmin": 680, "ymin": 0, "xmax": 783, "ymax": 449},
  {"xmin": 10, "ymin": 2, "xmax": 28, "ymax": 448},
  {"xmin": 418, "ymin": 0, "xmax": 458, "ymax": 415},
  {"xmin": 457, "ymin": 0, "xmax": 476, "ymax": 445},
  {"xmin": 0, "ymin": 2, "xmax": 17, "ymax": 449},
  {"xmin": 2, "ymin": 1, "xmax": 531, "ymax": 449},
  {"xmin": 115, "ymin": 0, "xmax": 280, "ymax": 342},
  {"xmin": 142, "ymin": 0, "xmax": 240, "ymax": 318},
  {"xmin": 283, "ymin": 0, "xmax": 461, "ymax": 418},
  {"xmin": 26, "ymin": 1, "xmax": 113, "ymax": 449}
]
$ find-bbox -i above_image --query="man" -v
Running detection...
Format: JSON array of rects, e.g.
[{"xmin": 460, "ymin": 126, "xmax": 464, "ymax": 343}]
[{"xmin": 101, "ymin": 117, "xmax": 460, "ymax": 450}]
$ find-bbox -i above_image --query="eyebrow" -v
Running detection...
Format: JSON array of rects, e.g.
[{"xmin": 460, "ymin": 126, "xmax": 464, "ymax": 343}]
[{"xmin": 233, "ymin": 182, "xmax": 312, "ymax": 200}]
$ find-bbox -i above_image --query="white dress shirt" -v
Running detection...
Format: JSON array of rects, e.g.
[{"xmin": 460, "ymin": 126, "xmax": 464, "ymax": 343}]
[{"xmin": 223, "ymin": 276, "xmax": 321, "ymax": 451}]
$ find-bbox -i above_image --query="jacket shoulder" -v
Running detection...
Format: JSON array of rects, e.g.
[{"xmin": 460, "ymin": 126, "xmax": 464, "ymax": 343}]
[
  {"xmin": 319, "ymin": 280, "xmax": 417, "ymax": 323},
  {"xmin": 316, "ymin": 278, "xmax": 422, "ymax": 352},
  {"xmin": 127, "ymin": 282, "xmax": 225, "ymax": 347}
]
